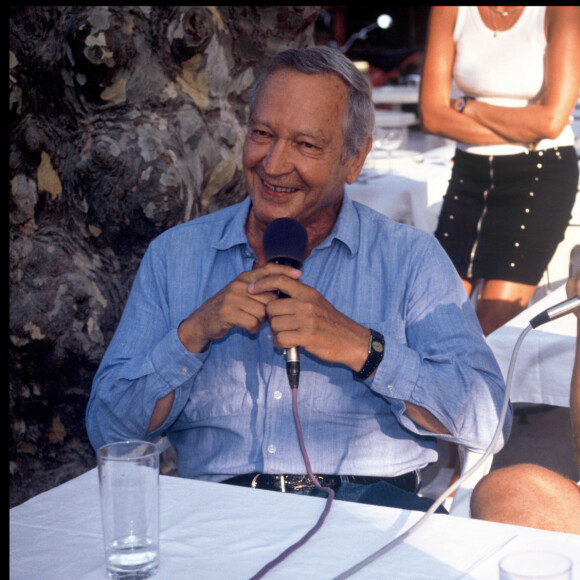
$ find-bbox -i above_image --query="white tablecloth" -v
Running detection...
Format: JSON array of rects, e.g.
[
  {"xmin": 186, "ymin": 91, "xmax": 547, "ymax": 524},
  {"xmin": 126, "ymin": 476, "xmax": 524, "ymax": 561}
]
[
  {"xmin": 372, "ymin": 84, "xmax": 461, "ymax": 108},
  {"xmin": 10, "ymin": 469, "xmax": 580, "ymax": 579},
  {"xmin": 372, "ymin": 85, "xmax": 419, "ymax": 106},
  {"xmin": 487, "ymin": 283, "xmax": 577, "ymax": 407},
  {"xmin": 345, "ymin": 151, "xmax": 453, "ymax": 234}
]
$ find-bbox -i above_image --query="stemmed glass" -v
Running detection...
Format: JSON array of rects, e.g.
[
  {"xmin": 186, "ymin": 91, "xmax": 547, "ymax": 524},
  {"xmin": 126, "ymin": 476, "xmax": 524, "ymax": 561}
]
[{"xmin": 372, "ymin": 127, "xmax": 403, "ymax": 173}]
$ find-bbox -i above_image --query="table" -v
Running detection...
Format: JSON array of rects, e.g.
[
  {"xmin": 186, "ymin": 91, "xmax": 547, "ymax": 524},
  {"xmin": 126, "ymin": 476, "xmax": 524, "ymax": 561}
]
[
  {"xmin": 372, "ymin": 84, "xmax": 462, "ymax": 109},
  {"xmin": 10, "ymin": 469, "xmax": 580, "ymax": 579},
  {"xmin": 375, "ymin": 110, "xmax": 417, "ymax": 129},
  {"xmin": 345, "ymin": 146, "xmax": 454, "ymax": 234},
  {"xmin": 487, "ymin": 283, "xmax": 577, "ymax": 407},
  {"xmin": 373, "ymin": 110, "xmax": 418, "ymax": 146},
  {"xmin": 372, "ymin": 84, "xmax": 419, "ymax": 107}
]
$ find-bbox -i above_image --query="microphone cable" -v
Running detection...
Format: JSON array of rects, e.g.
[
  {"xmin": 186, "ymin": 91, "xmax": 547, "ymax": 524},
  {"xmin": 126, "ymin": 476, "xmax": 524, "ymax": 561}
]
[
  {"xmin": 252, "ymin": 216, "xmax": 333, "ymax": 578},
  {"xmin": 249, "ymin": 368, "xmax": 336, "ymax": 580},
  {"xmin": 331, "ymin": 324, "xmax": 532, "ymax": 579}
]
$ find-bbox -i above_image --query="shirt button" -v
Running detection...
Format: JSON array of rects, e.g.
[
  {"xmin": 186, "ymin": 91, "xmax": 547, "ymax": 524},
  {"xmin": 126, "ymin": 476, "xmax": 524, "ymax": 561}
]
[
  {"xmin": 267, "ymin": 445, "xmax": 276, "ymax": 454},
  {"xmin": 274, "ymin": 391, "xmax": 282, "ymax": 400},
  {"xmin": 180, "ymin": 366, "xmax": 188, "ymax": 375},
  {"xmin": 388, "ymin": 385, "xmax": 394, "ymax": 392}
]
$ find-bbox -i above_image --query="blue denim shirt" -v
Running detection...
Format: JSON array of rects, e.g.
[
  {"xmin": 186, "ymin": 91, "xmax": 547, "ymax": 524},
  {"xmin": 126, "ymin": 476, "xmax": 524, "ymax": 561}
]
[{"xmin": 86, "ymin": 195, "xmax": 511, "ymax": 481}]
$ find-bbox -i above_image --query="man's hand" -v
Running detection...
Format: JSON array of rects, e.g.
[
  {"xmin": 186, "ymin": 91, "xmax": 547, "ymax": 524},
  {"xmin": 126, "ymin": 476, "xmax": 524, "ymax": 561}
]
[
  {"xmin": 177, "ymin": 263, "xmax": 302, "ymax": 353},
  {"xmin": 248, "ymin": 269, "xmax": 370, "ymax": 372}
]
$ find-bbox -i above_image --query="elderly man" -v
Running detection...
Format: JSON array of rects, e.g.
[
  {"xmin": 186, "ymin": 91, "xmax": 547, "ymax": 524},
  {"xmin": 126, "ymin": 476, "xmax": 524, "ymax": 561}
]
[{"xmin": 86, "ymin": 46, "xmax": 511, "ymax": 512}]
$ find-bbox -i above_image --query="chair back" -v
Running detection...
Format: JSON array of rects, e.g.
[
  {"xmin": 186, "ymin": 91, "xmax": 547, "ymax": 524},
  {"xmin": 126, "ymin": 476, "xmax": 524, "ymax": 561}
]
[{"xmin": 448, "ymin": 445, "xmax": 494, "ymax": 517}]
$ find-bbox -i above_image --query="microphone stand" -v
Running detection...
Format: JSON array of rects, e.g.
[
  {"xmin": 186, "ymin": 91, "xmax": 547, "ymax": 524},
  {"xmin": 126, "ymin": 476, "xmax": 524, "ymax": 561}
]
[{"xmin": 340, "ymin": 14, "xmax": 393, "ymax": 54}]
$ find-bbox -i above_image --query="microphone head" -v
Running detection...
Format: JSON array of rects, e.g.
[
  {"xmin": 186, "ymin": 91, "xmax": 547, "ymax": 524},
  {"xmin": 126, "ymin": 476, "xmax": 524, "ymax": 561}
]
[{"xmin": 263, "ymin": 217, "xmax": 308, "ymax": 268}]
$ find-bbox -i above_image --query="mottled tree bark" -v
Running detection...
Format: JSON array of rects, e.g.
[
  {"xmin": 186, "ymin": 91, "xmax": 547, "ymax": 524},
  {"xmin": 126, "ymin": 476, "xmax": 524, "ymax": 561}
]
[{"xmin": 10, "ymin": 5, "xmax": 320, "ymax": 507}]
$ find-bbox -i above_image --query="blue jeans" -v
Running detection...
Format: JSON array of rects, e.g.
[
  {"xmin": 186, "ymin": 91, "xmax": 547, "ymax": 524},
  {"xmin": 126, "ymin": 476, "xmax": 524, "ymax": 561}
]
[{"xmin": 301, "ymin": 479, "xmax": 448, "ymax": 514}]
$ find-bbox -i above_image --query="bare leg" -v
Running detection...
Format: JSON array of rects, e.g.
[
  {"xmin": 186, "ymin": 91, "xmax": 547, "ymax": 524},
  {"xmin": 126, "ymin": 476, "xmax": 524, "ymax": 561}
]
[
  {"xmin": 475, "ymin": 279, "xmax": 537, "ymax": 336},
  {"xmin": 461, "ymin": 277, "xmax": 474, "ymax": 299},
  {"xmin": 471, "ymin": 464, "xmax": 580, "ymax": 534}
]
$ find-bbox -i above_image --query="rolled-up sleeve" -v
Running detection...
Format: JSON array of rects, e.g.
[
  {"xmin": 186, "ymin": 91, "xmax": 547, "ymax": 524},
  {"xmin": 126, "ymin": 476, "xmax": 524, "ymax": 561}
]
[{"xmin": 367, "ymin": 235, "xmax": 511, "ymax": 453}]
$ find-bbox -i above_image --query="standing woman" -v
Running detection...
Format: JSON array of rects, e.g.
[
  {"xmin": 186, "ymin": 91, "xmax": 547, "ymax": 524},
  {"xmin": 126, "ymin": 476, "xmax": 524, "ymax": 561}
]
[{"xmin": 420, "ymin": 6, "xmax": 580, "ymax": 336}]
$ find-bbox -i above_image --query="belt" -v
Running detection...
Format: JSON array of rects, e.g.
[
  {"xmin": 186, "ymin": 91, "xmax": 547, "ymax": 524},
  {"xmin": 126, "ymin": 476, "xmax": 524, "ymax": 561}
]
[{"xmin": 222, "ymin": 471, "xmax": 421, "ymax": 494}]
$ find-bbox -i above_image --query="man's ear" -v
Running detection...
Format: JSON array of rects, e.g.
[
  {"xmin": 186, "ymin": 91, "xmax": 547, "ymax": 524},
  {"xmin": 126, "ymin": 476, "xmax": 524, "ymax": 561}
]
[{"xmin": 345, "ymin": 135, "xmax": 373, "ymax": 184}]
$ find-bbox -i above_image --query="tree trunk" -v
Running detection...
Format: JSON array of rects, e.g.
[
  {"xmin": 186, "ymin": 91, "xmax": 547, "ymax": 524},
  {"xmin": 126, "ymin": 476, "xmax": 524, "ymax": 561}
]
[{"xmin": 9, "ymin": 5, "xmax": 321, "ymax": 507}]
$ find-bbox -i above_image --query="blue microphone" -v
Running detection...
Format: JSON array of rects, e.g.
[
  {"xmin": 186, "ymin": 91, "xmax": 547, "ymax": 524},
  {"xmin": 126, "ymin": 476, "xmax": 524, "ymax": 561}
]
[{"xmin": 263, "ymin": 218, "xmax": 308, "ymax": 389}]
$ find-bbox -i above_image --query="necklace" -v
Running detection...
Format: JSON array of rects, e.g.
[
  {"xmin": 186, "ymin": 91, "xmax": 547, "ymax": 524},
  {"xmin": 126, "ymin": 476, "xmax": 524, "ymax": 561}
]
[
  {"xmin": 488, "ymin": 6, "xmax": 522, "ymax": 17},
  {"xmin": 488, "ymin": 6, "xmax": 522, "ymax": 37}
]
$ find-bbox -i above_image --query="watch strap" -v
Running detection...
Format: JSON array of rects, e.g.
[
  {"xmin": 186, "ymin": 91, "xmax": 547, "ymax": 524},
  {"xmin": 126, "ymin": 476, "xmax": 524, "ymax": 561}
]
[
  {"xmin": 353, "ymin": 329, "xmax": 385, "ymax": 380},
  {"xmin": 455, "ymin": 96, "xmax": 472, "ymax": 113}
]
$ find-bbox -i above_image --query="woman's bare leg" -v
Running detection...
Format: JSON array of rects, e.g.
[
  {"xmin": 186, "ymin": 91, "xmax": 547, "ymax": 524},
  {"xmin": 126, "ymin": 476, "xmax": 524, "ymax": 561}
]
[{"xmin": 475, "ymin": 279, "xmax": 537, "ymax": 336}]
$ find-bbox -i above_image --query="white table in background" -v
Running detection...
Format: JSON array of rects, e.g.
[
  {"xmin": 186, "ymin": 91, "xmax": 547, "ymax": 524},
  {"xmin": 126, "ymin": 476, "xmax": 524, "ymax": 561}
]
[
  {"xmin": 372, "ymin": 84, "xmax": 462, "ymax": 109},
  {"xmin": 374, "ymin": 110, "xmax": 419, "ymax": 147},
  {"xmin": 487, "ymin": 283, "xmax": 577, "ymax": 408},
  {"xmin": 372, "ymin": 84, "xmax": 419, "ymax": 108},
  {"xmin": 345, "ymin": 147, "xmax": 454, "ymax": 234},
  {"xmin": 10, "ymin": 469, "xmax": 580, "ymax": 579}
]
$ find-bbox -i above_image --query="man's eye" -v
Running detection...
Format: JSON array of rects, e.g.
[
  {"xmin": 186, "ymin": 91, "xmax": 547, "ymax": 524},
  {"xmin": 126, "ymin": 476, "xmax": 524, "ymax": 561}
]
[
  {"xmin": 301, "ymin": 141, "xmax": 319, "ymax": 150},
  {"xmin": 252, "ymin": 129, "xmax": 271, "ymax": 139}
]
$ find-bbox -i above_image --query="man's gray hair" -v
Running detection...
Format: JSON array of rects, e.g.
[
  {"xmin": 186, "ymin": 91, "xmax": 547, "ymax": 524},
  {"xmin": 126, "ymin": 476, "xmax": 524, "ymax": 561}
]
[{"xmin": 249, "ymin": 46, "xmax": 374, "ymax": 159}]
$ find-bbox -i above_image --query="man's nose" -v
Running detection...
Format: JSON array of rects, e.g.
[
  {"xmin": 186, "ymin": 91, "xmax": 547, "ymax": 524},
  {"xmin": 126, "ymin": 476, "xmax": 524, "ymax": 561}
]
[{"xmin": 262, "ymin": 139, "xmax": 294, "ymax": 175}]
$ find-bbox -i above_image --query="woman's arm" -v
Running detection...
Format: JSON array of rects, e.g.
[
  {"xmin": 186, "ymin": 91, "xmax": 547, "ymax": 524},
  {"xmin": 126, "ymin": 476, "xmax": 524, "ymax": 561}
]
[
  {"xmin": 419, "ymin": 6, "xmax": 512, "ymax": 145},
  {"xmin": 463, "ymin": 6, "xmax": 580, "ymax": 143}
]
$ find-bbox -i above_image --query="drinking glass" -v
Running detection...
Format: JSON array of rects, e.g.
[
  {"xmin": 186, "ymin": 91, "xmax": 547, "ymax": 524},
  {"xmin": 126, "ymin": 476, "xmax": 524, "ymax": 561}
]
[
  {"xmin": 499, "ymin": 551, "xmax": 572, "ymax": 580},
  {"xmin": 98, "ymin": 440, "xmax": 160, "ymax": 579},
  {"xmin": 372, "ymin": 127, "xmax": 403, "ymax": 173}
]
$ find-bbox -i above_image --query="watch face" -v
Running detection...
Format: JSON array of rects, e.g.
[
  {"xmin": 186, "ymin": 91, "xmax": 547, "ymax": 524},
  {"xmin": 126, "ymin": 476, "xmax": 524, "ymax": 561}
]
[{"xmin": 372, "ymin": 339, "xmax": 384, "ymax": 353}]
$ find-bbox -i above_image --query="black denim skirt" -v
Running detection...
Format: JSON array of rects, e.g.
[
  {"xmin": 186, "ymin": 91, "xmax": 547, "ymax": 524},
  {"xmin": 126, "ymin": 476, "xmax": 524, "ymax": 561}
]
[{"xmin": 434, "ymin": 146, "xmax": 578, "ymax": 285}]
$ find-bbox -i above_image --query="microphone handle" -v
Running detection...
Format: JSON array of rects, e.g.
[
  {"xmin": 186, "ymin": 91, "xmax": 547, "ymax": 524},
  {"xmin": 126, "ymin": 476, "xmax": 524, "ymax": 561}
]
[
  {"xmin": 279, "ymin": 289, "xmax": 299, "ymax": 389},
  {"xmin": 285, "ymin": 347, "xmax": 300, "ymax": 389},
  {"xmin": 269, "ymin": 256, "xmax": 302, "ymax": 388},
  {"xmin": 530, "ymin": 296, "xmax": 580, "ymax": 328}
]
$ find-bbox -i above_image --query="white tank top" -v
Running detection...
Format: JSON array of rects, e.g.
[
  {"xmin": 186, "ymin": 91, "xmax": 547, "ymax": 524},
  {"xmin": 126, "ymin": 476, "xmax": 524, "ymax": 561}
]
[{"xmin": 453, "ymin": 6, "xmax": 574, "ymax": 154}]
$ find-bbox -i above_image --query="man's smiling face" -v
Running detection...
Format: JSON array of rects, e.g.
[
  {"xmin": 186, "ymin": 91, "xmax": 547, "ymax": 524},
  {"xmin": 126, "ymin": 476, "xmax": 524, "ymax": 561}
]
[{"xmin": 243, "ymin": 68, "xmax": 366, "ymax": 247}]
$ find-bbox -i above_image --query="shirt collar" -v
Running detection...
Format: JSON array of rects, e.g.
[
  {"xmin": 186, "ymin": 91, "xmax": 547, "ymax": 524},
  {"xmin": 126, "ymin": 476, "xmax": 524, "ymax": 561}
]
[
  {"xmin": 213, "ymin": 197, "xmax": 252, "ymax": 252},
  {"xmin": 212, "ymin": 193, "xmax": 360, "ymax": 257},
  {"xmin": 314, "ymin": 193, "xmax": 360, "ymax": 258}
]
